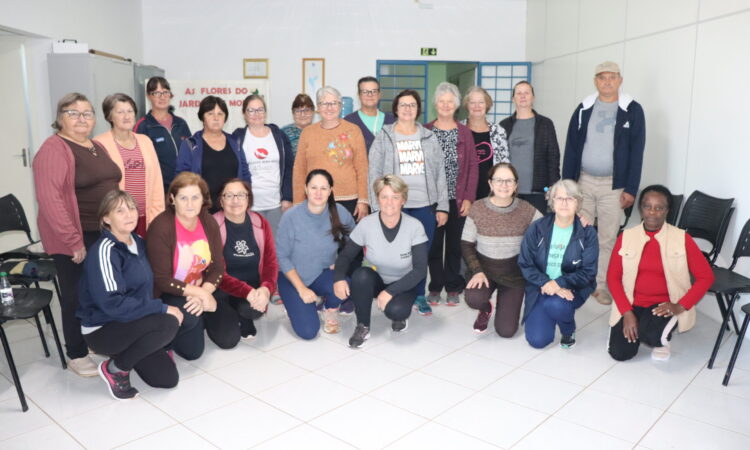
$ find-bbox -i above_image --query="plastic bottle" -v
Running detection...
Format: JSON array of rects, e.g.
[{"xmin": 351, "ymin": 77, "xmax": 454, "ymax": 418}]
[{"xmin": 0, "ymin": 272, "xmax": 14, "ymax": 306}]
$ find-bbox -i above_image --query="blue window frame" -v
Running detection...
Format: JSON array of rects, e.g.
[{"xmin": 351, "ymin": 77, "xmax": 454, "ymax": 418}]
[
  {"xmin": 376, "ymin": 60, "xmax": 429, "ymax": 123},
  {"xmin": 477, "ymin": 62, "xmax": 532, "ymax": 124}
]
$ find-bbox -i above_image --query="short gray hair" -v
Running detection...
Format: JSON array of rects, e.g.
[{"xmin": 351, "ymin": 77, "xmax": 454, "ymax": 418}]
[
  {"xmin": 316, "ymin": 86, "xmax": 342, "ymax": 105},
  {"xmin": 433, "ymin": 82, "xmax": 460, "ymax": 108},
  {"xmin": 52, "ymin": 92, "xmax": 92, "ymax": 131},
  {"xmin": 547, "ymin": 179, "xmax": 583, "ymax": 213}
]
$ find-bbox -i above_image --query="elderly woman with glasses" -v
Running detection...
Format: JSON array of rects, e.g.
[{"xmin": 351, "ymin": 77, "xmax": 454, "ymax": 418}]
[
  {"xmin": 281, "ymin": 93, "xmax": 316, "ymax": 159},
  {"xmin": 292, "ymin": 86, "xmax": 369, "ymax": 221},
  {"xmin": 518, "ymin": 179, "xmax": 598, "ymax": 349},
  {"xmin": 232, "ymin": 94, "xmax": 293, "ymax": 233},
  {"xmin": 369, "ymin": 89, "xmax": 449, "ymax": 316}
]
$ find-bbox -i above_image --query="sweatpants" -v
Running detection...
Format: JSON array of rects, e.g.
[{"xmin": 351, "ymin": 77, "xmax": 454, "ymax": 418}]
[
  {"xmin": 350, "ymin": 267, "xmax": 415, "ymax": 327},
  {"xmin": 428, "ymin": 199, "xmax": 466, "ymax": 294},
  {"xmin": 277, "ymin": 269, "xmax": 346, "ymax": 340},
  {"xmin": 204, "ymin": 291, "xmax": 264, "ymax": 348},
  {"xmin": 160, "ymin": 294, "xmax": 206, "ymax": 360},
  {"xmin": 84, "ymin": 313, "xmax": 180, "ymax": 388},
  {"xmin": 524, "ymin": 294, "xmax": 585, "ymax": 348},
  {"xmin": 403, "ymin": 205, "xmax": 436, "ymax": 297},
  {"xmin": 464, "ymin": 280, "xmax": 525, "ymax": 337},
  {"xmin": 608, "ymin": 304, "xmax": 678, "ymax": 361}
]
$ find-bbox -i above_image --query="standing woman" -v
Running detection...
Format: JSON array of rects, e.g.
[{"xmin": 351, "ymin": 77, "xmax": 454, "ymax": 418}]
[
  {"xmin": 499, "ymin": 81, "xmax": 560, "ymax": 194},
  {"xmin": 293, "ymin": 86, "xmax": 369, "ymax": 221},
  {"xmin": 281, "ymin": 93, "xmax": 315, "ymax": 159},
  {"xmin": 369, "ymin": 89, "xmax": 449, "ymax": 315},
  {"xmin": 462, "ymin": 163, "xmax": 542, "ymax": 337},
  {"xmin": 33, "ymin": 92, "xmax": 122, "ymax": 376},
  {"xmin": 232, "ymin": 94, "xmax": 293, "ymax": 233},
  {"xmin": 95, "ymin": 93, "xmax": 165, "ymax": 237},
  {"xmin": 462, "ymin": 86, "xmax": 510, "ymax": 200},
  {"xmin": 276, "ymin": 169, "xmax": 355, "ymax": 339},
  {"xmin": 146, "ymin": 172, "xmax": 222, "ymax": 360},
  {"xmin": 134, "ymin": 76, "xmax": 191, "ymax": 191},
  {"xmin": 176, "ymin": 95, "xmax": 251, "ymax": 213},
  {"xmin": 424, "ymin": 82, "xmax": 479, "ymax": 306}
]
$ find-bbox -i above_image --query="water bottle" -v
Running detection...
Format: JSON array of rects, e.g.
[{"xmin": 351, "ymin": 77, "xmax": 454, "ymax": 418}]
[{"xmin": 0, "ymin": 272, "xmax": 14, "ymax": 306}]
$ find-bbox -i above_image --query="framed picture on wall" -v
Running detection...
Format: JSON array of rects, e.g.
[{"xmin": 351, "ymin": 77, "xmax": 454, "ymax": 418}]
[
  {"xmin": 244, "ymin": 58, "xmax": 269, "ymax": 79},
  {"xmin": 302, "ymin": 58, "xmax": 325, "ymax": 95}
]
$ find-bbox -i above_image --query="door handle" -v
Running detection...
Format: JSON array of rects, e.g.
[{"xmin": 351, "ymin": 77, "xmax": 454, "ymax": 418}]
[{"xmin": 14, "ymin": 148, "xmax": 27, "ymax": 167}]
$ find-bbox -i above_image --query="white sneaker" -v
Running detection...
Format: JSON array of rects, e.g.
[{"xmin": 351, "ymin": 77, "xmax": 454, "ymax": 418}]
[
  {"xmin": 68, "ymin": 355, "xmax": 99, "ymax": 377},
  {"xmin": 651, "ymin": 344, "xmax": 671, "ymax": 361}
]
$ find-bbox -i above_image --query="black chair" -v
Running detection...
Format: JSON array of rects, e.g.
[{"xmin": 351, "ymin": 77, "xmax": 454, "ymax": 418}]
[
  {"xmin": 707, "ymin": 218, "xmax": 750, "ymax": 370},
  {"xmin": 666, "ymin": 194, "xmax": 684, "ymax": 226},
  {"xmin": 0, "ymin": 194, "xmax": 63, "ymax": 302},
  {"xmin": 518, "ymin": 192, "xmax": 548, "ymax": 215},
  {"xmin": 619, "ymin": 204, "xmax": 634, "ymax": 233},
  {"xmin": 1, "ymin": 288, "xmax": 67, "ymax": 412},
  {"xmin": 677, "ymin": 191, "xmax": 735, "ymax": 265},
  {"xmin": 722, "ymin": 302, "xmax": 750, "ymax": 386}
]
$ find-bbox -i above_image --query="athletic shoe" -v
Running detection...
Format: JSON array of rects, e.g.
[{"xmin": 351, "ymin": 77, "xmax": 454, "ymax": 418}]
[
  {"xmin": 323, "ymin": 308, "xmax": 341, "ymax": 334},
  {"xmin": 414, "ymin": 296, "xmax": 433, "ymax": 315},
  {"xmin": 446, "ymin": 292, "xmax": 461, "ymax": 306},
  {"xmin": 593, "ymin": 289, "xmax": 612, "ymax": 305},
  {"xmin": 241, "ymin": 319, "xmax": 257, "ymax": 340},
  {"xmin": 270, "ymin": 293, "xmax": 283, "ymax": 305},
  {"xmin": 473, "ymin": 307, "xmax": 492, "ymax": 334},
  {"xmin": 98, "ymin": 359, "xmax": 138, "ymax": 400},
  {"xmin": 68, "ymin": 355, "xmax": 99, "ymax": 377},
  {"xmin": 391, "ymin": 319, "xmax": 409, "ymax": 332},
  {"xmin": 339, "ymin": 299, "xmax": 355, "ymax": 315},
  {"xmin": 652, "ymin": 344, "xmax": 671, "ymax": 361},
  {"xmin": 349, "ymin": 323, "xmax": 370, "ymax": 348},
  {"xmin": 426, "ymin": 291, "xmax": 443, "ymax": 306},
  {"xmin": 560, "ymin": 333, "xmax": 576, "ymax": 349},
  {"xmin": 166, "ymin": 349, "xmax": 175, "ymax": 362}
]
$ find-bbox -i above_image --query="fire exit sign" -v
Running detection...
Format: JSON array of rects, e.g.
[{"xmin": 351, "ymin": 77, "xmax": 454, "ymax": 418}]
[{"xmin": 421, "ymin": 48, "xmax": 437, "ymax": 56}]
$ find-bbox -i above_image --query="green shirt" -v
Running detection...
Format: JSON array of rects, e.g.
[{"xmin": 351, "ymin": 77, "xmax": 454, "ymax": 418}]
[
  {"xmin": 546, "ymin": 223, "xmax": 573, "ymax": 280},
  {"xmin": 358, "ymin": 110, "xmax": 385, "ymax": 135}
]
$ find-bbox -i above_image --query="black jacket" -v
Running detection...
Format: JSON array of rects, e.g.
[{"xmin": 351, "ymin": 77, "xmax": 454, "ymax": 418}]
[
  {"xmin": 499, "ymin": 110, "xmax": 560, "ymax": 193},
  {"xmin": 134, "ymin": 111, "xmax": 191, "ymax": 187}
]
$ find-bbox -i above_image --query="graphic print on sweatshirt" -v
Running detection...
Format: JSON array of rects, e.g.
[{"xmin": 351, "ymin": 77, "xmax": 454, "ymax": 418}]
[
  {"xmin": 397, "ymin": 139, "xmax": 425, "ymax": 176},
  {"xmin": 324, "ymin": 133, "xmax": 354, "ymax": 166}
]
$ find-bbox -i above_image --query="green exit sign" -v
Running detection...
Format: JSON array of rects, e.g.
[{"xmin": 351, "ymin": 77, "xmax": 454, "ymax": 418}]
[{"xmin": 421, "ymin": 48, "xmax": 437, "ymax": 56}]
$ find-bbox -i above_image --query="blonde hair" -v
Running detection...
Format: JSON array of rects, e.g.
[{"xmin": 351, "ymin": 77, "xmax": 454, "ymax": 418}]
[
  {"xmin": 462, "ymin": 86, "xmax": 493, "ymax": 114},
  {"xmin": 372, "ymin": 174, "xmax": 409, "ymax": 203}
]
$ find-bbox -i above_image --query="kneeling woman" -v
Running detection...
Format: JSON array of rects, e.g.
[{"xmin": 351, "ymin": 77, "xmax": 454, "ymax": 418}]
[
  {"xmin": 147, "ymin": 172, "xmax": 223, "ymax": 360},
  {"xmin": 518, "ymin": 179, "xmax": 598, "ymax": 349},
  {"xmin": 276, "ymin": 169, "xmax": 355, "ymax": 339},
  {"xmin": 334, "ymin": 175, "xmax": 428, "ymax": 348},
  {"xmin": 78, "ymin": 190, "xmax": 184, "ymax": 400},
  {"xmin": 607, "ymin": 185, "xmax": 714, "ymax": 361},
  {"xmin": 213, "ymin": 179, "xmax": 279, "ymax": 341}
]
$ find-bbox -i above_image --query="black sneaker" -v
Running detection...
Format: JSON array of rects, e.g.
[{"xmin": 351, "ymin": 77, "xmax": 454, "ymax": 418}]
[
  {"xmin": 349, "ymin": 323, "xmax": 370, "ymax": 348},
  {"xmin": 391, "ymin": 319, "xmax": 408, "ymax": 332},
  {"xmin": 560, "ymin": 334, "xmax": 576, "ymax": 349},
  {"xmin": 98, "ymin": 359, "xmax": 138, "ymax": 400}
]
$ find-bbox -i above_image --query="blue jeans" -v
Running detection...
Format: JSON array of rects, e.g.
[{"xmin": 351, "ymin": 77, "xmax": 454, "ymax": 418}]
[
  {"xmin": 277, "ymin": 269, "xmax": 347, "ymax": 340},
  {"xmin": 524, "ymin": 294, "xmax": 585, "ymax": 349},
  {"xmin": 403, "ymin": 206, "xmax": 436, "ymax": 297}
]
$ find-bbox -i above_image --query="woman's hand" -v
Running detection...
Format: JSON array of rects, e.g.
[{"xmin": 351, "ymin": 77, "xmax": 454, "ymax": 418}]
[
  {"xmin": 622, "ymin": 310, "xmax": 638, "ymax": 343},
  {"xmin": 541, "ymin": 280, "xmax": 561, "ymax": 296},
  {"xmin": 72, "ymin": 246, "xmax": 87, "ymax": 264},
  {"xmin": 354, "ymin": 202, "xmax": 369, "ymax": 222},
  {"xmin": 577, "ymin": 214, "xmax": 592, "ymax": 227},
  {"xmin": 281, "ymin": 200, "xmax": 292, "ymax": 212},
  {"xmin": 460, "ymin": 200, "xmax": 472, "ymax": 217},
  {"xmin": 653, "ymin": 302, "xmax": 685, "ymax": 318},
  {"xmin": 333, "ymin": 280, "xmax": 350, "ymax": 300},
  {"xmin": 557, "ymin": 288, "xmax": 575, "ymax": 301},
  {"xmin": 184, "ymin": 295, "xmax": 204, "ymax": 316},
  {"xmin": 247, "ymin": 286, "xmax": 270, "ymax": 312},
  {"xmin": 165, "ymin": 305, "xmax": 184, "ymax": 325},
  {"xmin": 466, "ymin": 272, "xmax": 489, "ymax": 289},
  {"xmin": 298, "ymin": 286, "xmax": 318, "ymax": 304},
  {"xmin": 376, "ymin": 290, "xmax": 392, "ymax": 311},
  {"xmin": 436, "ymin": 211, "xmax": 448, "ymax": 227}
]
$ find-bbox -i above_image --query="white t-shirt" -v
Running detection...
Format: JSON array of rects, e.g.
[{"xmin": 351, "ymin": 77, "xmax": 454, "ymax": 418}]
[{"xmin": 243, "ymin": 129, "xmax": 281, "ymax": 211}]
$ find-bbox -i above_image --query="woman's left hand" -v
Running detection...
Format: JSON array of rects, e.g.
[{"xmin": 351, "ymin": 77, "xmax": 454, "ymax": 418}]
[
  {"xmin": 577, "ymin": 214, "xmax": 591, "ymax": 227},
  {"xmin": 249, "ymin": 286, "xmax": 270, "ymax": 312},
  {"xmin": 376, "ymin": 290, "xmax": 393, "ymax": 310},
  {"xmin": 199, "ymin": 289, "xmax": 217, "ymax": 312},
  {"xmin": 281, "ymin": 200, "xmax": 292, "ymax": 212},
  {"xmin": 436, "ymin": 211, "xmax": 448, "ymax": 227},
  {"xmin": 653, "ymin": 302, "xmax": 685, "ymax": 318},
  {"xmin": 541, "ymin": 280, "xmax": 561, "ymax": 296},
  {"xmin": 354, "ymin": 202, "xmax": 369, "ymax": 222},
  {"xmin": 557, "ymin": 288, "xmax": 575, "ymax": 301},
  {"xmin": 459, "ymin": 200, "xmax": 472, "ymax": 217}
]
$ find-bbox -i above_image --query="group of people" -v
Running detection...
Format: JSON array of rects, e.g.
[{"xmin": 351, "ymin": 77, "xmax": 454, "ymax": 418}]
[{"xmin": 30, "ymin": 61, "xmax": 714, "ymax": 402}]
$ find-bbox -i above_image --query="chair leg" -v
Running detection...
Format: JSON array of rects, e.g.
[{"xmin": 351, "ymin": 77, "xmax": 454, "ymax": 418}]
[
  {"xmin": 45, "ymin": 306, "xmax": 67, "ymax": 370},
  {"xmin": 709, "ymin": 294, "xmax": 735, "ymax": 369},
  {"xmin": 716, "ymin": 293, "xmax": 731, "ymax": 332},
  {"xmin": 0, "ymin": 325, "xmax": 29, "ymax": 412},
  {"xmin": 34, "ymin": 314, "xmax": 50, "ymax": 358},
  {"xmin": 723, "ymin": 314, "xmax": 750, "ymax": 386},
  {"xmin": 728, "ymin": 295, "xmax": 741, "ymax": 335},
  {"xmin": 50, "ymin": 277, "xmax": 63, "ymax": 325}
]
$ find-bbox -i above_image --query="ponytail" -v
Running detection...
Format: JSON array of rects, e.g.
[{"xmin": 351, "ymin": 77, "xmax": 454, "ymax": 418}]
[{"xmin": 305, "ymin": 169, "xmax": 350, "ymax": 247}]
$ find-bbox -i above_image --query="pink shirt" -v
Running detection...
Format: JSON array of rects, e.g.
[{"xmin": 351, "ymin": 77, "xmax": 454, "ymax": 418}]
[{"xmin": 173, "ymin": 217, "xmax": 211, "ymax": 286}]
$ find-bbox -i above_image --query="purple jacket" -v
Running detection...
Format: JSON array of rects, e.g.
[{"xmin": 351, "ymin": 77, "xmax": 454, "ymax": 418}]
[{"xmin": 424, "ymin": 120, "xmax": 479, "ymax": 207}]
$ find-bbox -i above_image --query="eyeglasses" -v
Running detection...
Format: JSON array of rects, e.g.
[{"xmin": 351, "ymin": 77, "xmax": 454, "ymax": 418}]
[
  {"xmin": 491, "ymin": 178, "xmax": 516, "ymax": 186},
  {"xmin": 63, "ymin": 110, "xmax": 95, "ymax": 120},
  {"xmin": 359, "ymin": 89, "xmax": 380, "ymax": 96},
  {"xmin": 222, "ymin": 192, "xmax": 249, "ymax": 201},
  {"xmin": 293, "ymin": 108, "xmax": 313, "ymax": 115},
  {"xmin": 245, "ymin": 108, "xmax": 266, "ymax": 115},
  {"xmin": 150, "ymin": 90, "xmax": 172, "ymax": 98},
  {"xmin": 398, "ymin": 103, "xmax": 418, "ymax": 109},
  {"xmin": 318, "ymin": 101, "xmax": 341, "ymax": 109},
  {"xmin": 553, "ymin": 196, "xmax": 576, "ymax": 204}
]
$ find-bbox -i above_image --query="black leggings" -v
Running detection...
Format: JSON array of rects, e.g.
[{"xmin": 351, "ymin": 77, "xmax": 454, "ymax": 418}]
[
  {"xmin": 608, "ymin": 304, "xmax": 678, "ymax": 361},
  {"xmin": 428, "ymin": 199, "xmax": 466, "ymax": 293},
  {"xmin": 204, "ymin": 291, "xmax": 264, "ymax": 349},
  {"xmin": 161, "ymin": 294, "xmax": 205, "ymax": 360},
  {"xmin": 350, "ymin": 267, "xmax": 415, "ymax": 327},
  {"xmin": 84, "ymin": 313, "xmax": 180, "ymax": 388}
]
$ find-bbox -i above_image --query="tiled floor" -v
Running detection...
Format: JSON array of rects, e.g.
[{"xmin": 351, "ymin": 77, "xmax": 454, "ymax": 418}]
[{"xmin": 2, "ymin": 295, "xmax": 750, "ymax": 449}]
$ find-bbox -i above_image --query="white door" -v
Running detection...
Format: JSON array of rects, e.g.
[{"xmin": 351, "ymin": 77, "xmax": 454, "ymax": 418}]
[{"xmin": 0, "ymin": 36, "xmax": 36, "ymax": 252}]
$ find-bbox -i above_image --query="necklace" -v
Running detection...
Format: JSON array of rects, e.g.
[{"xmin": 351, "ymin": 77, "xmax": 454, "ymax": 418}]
[{"xmin": 59, "ymin": 133, "xmax": 97, "ymax": 156}]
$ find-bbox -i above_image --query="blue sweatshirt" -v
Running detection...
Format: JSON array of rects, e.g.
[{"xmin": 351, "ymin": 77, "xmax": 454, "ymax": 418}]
[
  {"xmin": 77, "ymin": 230, "xmax": 167, "ymax": 327},
  {"xmin": 275, "ymin": 201, "xmax": 355, "ymax": 285}
]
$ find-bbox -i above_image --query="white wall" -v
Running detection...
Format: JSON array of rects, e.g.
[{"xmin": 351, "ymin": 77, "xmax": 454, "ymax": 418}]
[
  {"xmin": 141, "ymin": 0, "xmax": 527, "ymax": 125},
  {"xmin": 527, "ymin": 0, "xmax": 750, "ymax": 322}
]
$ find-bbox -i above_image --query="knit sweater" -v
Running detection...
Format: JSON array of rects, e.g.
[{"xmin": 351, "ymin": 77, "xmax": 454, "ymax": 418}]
[
  {"xmin": 461, "ymin": 197, "xmax": 542, "ymax": 288},
  {"xmin": 292, "ymin": 121, "xmax": 369, "ymax": 204}
]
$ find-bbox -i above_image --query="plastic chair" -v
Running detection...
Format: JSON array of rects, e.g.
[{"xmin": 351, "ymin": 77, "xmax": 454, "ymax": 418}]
[
  {"xmin": 707, "ymin": 218, "xmax": 750, "ymax": 370},
  {"xmin": 517, "ymin": 193, "xmax": 548, "ymax": 215},
  {"xmin": 666, "ymin": 194, "xmax": 684, "ymax": 226},
  {"xmin": 677, "ymin": 191, "xmax": 735, "ymax": 265},
  {"xmin": 722, "ymin": 302, "xmax": 750, "ymax": 386}
]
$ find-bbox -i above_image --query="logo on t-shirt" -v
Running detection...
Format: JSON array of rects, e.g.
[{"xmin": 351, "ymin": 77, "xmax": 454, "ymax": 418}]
[
  {"xmin": 254, "ymin": 147, "xmax": 268, "ymax": 160},
  {"xmin": 475, "ymin": 141, "xmax": 493, "ymax": 163},
  {"xmin": 397, "ymin": 140, "xmax": 425, "ymax": 176},
  {"xmin": 234, "ymin": 240, "xmax": 250, "ymax": 255}
]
